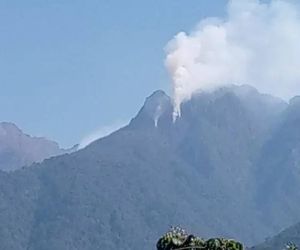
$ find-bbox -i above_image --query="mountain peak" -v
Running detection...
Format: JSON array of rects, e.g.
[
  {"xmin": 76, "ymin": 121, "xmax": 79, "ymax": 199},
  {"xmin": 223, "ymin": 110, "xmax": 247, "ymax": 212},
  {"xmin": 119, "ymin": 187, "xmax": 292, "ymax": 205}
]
[
  {"xmin": 130, "ymin": 90, "xmax": 172, "ymax": 128},
  {"xmin": 143, "ymin": 90, "xmax": 170, "ymax": 108}
]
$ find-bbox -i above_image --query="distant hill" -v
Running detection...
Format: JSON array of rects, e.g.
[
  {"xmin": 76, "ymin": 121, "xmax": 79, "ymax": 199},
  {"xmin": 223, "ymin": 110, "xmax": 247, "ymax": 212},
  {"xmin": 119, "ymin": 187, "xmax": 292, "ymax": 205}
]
[
  {"xmin": 1, "ymin": 85, "xmax": 300, "ymax": 250},
  {"xmin": 0, "ymin": 122, "xmax": 76, "ymax": 171}
]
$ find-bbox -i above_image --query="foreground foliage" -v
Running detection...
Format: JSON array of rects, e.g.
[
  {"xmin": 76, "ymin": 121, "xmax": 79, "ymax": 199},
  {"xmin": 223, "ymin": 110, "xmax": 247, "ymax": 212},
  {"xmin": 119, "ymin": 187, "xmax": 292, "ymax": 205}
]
[
  {"xmin": 285, "ymin": 242, "xmax": 298, "ymax": 250},
  {"xmin": 156, "ymin": 227, "xmax": 243, "ymax": 250},
  {"xmin": 157, "ymin": 227, "xmax": 300, "ymax": 250}
]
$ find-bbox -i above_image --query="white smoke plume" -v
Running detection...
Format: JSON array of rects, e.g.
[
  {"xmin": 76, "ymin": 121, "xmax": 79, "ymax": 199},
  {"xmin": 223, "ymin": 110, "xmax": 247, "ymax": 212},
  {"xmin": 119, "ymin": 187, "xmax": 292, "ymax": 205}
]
[
  {"xmin": 165, "ymin": 0, "xmax": 300, "ymax": 120},
  {"xmin": 78, "ymin": 120, "xmax": 128, "ymax": 149}
]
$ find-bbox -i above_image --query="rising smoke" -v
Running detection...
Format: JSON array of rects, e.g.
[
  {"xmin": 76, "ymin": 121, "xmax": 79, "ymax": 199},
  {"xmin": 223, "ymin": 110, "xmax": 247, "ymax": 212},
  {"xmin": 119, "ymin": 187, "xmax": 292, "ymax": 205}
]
[{"xmin": 165, "ymin": 0, "xmax": 300, "ymax": 120}]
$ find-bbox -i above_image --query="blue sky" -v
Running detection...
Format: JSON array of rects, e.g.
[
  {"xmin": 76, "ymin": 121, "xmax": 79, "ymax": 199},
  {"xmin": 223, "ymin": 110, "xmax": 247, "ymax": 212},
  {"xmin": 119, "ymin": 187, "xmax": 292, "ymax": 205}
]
[{"xmin": 0, "ymin": 0, "xmax": 227, "ymax": 147}]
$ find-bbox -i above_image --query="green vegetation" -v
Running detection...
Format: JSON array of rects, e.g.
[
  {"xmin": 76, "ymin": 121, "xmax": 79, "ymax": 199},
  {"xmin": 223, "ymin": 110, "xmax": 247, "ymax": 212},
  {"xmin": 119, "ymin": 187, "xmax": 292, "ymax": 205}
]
[
  {"xmin": 156, "ymin": 227, "xmax": 243, "ymax": 250},
  {"xmin": 156, "ymin": 227, "xmax": 300, "ymax": 250},
  {"xmin": 285, "ymin": 242, "xmax": 298, "ymax": 250}
]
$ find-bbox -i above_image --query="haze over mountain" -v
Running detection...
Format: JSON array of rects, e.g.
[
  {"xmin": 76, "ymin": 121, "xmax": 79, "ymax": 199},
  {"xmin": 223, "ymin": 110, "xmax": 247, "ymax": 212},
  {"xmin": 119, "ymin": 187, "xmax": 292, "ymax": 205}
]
[
  {"xmin": 0, "ymin": 122, "xmax": 77, "ymax": 172},
  {"xmin": 1, "ymin": 85, "xmax": 300, "ymax": 250}
]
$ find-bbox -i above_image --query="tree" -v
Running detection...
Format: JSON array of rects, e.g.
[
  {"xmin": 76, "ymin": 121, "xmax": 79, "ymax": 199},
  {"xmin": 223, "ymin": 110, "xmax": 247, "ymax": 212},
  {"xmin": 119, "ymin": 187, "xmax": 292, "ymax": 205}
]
[{"xmin": 156, "ymin": 226, "xmax": 243, "ymax": 250}]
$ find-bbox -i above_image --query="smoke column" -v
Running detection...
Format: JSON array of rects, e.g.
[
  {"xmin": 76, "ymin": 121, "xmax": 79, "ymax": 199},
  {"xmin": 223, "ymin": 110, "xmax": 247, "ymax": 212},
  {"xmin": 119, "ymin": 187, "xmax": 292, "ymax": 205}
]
[{"xmin": 165, "ymin": 0, "xmax": 300, "ymax": 120}]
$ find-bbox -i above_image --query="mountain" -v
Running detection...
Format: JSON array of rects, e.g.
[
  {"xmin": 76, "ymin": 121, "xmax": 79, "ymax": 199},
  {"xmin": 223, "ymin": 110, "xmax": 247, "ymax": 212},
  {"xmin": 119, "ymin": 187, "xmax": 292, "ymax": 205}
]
[
  {"xmin": 0, "ymin": 122, "xmax": 76, "ymax": 171},
  {"xmin": 0, "ymin": 85, "xmax": 297, "ymax": 250},
  {"xmin": 250, "ymin": 222, "xmax": 300, "ymax": 250}
]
